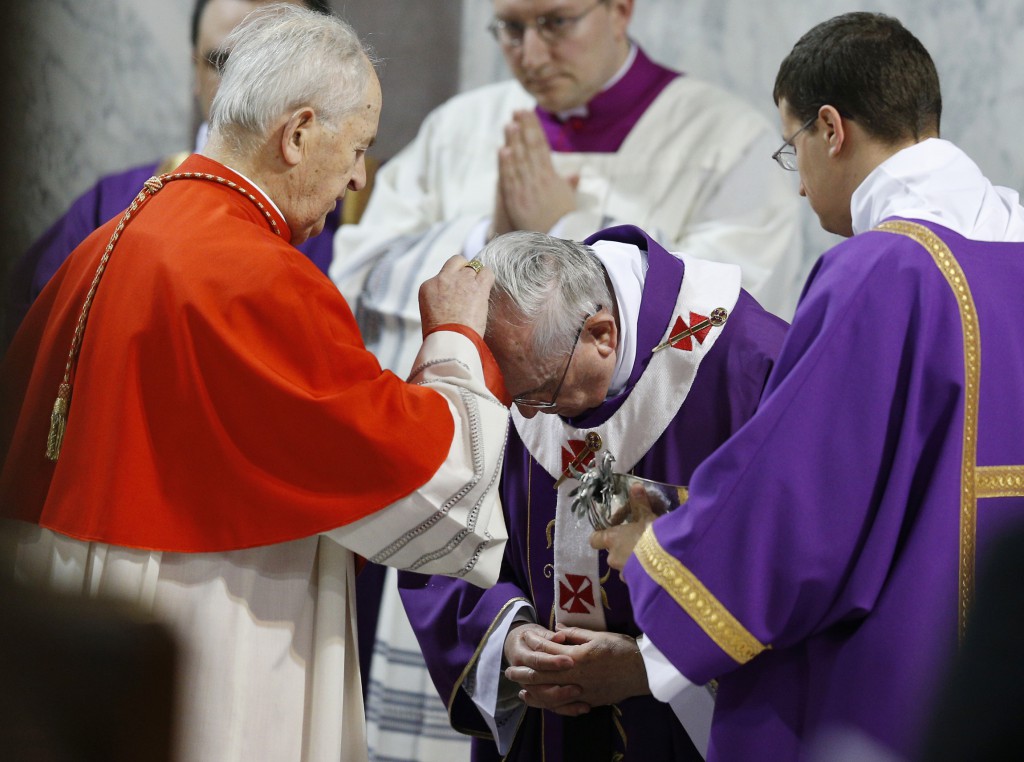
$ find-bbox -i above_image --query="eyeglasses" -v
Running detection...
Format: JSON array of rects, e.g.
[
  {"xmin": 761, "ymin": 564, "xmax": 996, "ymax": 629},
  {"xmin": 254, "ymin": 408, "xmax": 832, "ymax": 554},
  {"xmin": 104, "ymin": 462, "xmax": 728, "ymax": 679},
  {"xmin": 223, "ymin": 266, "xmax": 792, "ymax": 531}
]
[
  {"xmin": 513, "ymin": 312, "xmax": 593, "ymax": 410},
  {"xmin": 487, "ymin": 0, "xmax": 607, "ymax": 48},
  {"xmin": 771, "ymin": 116, "xmax": 816, "ymax": 171}
]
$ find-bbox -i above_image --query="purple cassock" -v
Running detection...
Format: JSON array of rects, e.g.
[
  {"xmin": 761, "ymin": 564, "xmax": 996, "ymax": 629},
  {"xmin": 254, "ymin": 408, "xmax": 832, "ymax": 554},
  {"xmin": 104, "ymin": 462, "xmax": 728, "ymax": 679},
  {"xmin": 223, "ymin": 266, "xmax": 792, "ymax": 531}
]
[
  {"xmin": 399, "ymin": 226, "xmax": 788, "ymax": 761},
  {"xmin": 2, "ymin": 157, "xmax": 340, "ymax": 352},
  {"xmin": 625, "ymin": 219, "xmax": 1024, "ymax": 760}
]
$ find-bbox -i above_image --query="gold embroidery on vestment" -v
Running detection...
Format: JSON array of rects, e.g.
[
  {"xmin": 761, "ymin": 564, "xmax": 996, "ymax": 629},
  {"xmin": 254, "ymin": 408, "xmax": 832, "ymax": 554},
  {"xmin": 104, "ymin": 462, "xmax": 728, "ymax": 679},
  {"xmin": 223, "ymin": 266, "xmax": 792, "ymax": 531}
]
[
  {"xmin": 526, "ymin": 459, "xmax": 536, "ymax": 604},
  {"xmin": 600, "ymin": 566, "xmax": 612, "ymax": 611},
  {"xmin": 976, "ymin": 466, "xmax": 1024, "ymax": 498},
  {"xmin": 612, "ymin": 704, "xmax": 627, "ymax": 756},
  {"xmin": 877, "ymin": 221, "xmax": 981, "ymax": 642},
  {"xmin": 634, "ymin": 525, "xmax": 768, "ymax": 663}
]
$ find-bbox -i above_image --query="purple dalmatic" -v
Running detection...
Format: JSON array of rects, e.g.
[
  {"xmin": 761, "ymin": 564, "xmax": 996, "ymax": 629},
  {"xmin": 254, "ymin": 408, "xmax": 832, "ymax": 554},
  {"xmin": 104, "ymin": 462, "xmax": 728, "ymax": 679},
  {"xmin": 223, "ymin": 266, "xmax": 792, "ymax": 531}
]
[
  {"xmin": 399, "ymin": 226, "xmax": 787, "ymax": 761},
  {"xmin": 535, "ymin": 47, "xmax": 679, "ymax": 154},
  {"xmin": 626, "ymin": 220, "xmax": 1024, "ymax": 761},
  {"xmin": 2, "ymin": 157, "xmax": 340, "ymax": 353}
]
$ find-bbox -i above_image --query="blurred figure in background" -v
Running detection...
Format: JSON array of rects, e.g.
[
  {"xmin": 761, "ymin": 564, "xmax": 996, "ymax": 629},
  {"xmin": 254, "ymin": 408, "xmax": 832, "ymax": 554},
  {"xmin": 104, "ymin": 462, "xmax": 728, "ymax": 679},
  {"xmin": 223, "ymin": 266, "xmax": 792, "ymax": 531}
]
[{"xmin": 2, "ymin": 0, "xmax": 338, "ymax": 354}]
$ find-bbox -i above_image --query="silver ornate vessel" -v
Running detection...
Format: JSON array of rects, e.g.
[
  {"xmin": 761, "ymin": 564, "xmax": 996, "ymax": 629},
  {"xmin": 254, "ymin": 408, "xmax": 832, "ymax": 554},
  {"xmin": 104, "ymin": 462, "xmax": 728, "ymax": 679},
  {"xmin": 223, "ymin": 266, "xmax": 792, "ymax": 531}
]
[{"xmin": 568, "ymin": 451, "xmax": 688, "ymax": 530}]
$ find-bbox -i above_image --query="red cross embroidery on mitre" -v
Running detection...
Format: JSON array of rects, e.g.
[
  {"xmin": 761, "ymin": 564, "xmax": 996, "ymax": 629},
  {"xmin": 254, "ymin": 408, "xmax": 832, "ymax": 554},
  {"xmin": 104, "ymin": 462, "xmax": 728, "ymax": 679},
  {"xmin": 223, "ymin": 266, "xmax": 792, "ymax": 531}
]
[
  {"xmin": 559, "ymin": 573, "xmax": 595, "ymax": 614},
  {"xmin": 562, "ymin": 439, "xmax": 597, "ymax": 474},
  {"xmin": 669, "ymin": 312, "xmax": 714, "ymax": 351}
]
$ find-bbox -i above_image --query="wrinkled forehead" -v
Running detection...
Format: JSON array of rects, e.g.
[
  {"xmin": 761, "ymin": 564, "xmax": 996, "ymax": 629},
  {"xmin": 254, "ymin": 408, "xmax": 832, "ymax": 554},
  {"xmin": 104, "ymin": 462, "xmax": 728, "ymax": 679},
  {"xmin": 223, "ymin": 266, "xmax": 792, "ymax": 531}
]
[
  {"xmin": 486, "ymin": 298, "xmax": 532, "ymax": 357},
  {"xmin": 486, "ymin": 304, "xmax": 540, "ymax": 371}
]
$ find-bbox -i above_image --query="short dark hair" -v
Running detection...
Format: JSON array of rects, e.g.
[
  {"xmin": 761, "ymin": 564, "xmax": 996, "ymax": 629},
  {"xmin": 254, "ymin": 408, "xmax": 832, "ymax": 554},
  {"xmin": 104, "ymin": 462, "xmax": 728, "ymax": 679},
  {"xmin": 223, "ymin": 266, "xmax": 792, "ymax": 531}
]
[
  {"xmin": 773, "ymin": 12, "xmax": 942, "ymax": 143},
  {"xmin": 190, "ymin": 0, "xmax": 332, "ymax": 48}
]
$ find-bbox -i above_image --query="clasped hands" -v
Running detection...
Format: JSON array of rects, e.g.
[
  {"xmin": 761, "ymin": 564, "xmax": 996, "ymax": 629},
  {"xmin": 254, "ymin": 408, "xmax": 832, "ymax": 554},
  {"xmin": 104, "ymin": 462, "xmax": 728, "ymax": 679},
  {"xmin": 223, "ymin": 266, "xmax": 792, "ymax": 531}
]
[
  {"xmin": 502, "ymin": 621, "xmax": 650, "ymax": 717},
  {"xmin": 502, "ymin": 488, "xmax": 663, "ymax": 715},
  {"xmin": 492, "ymin": 109, "xmax": 578, "ymax": 238},
  {"xmin": 420, "ymin": 111, "xmax": 578, "ymax": 333}
]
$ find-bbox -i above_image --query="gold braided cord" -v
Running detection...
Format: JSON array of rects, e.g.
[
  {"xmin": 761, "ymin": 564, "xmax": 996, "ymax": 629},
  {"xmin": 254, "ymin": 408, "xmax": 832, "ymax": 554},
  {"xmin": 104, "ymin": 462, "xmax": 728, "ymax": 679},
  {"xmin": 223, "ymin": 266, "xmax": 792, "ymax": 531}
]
[
  {"xmin": 876, "ymin": 221, "xmax": 980, "ymax": 643},
  {"xmin": 634, "ymin": 525, "xmax": 768, "ymax": 664},
  {"xmin": 45, "ymin": 170, "xmax": 283, "ymax": 461},
  {"xmin": 976, "ymin": 466, "xmax": 1024, "ymax": 498},
  {"xmin": 45, "ymin": 183, "xmax": 152, "ymax": 460}
]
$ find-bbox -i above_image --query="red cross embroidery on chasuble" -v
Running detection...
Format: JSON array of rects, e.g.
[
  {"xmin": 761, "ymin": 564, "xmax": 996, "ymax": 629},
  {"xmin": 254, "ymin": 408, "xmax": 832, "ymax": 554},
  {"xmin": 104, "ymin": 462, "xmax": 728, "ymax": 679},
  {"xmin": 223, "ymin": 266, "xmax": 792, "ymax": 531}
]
[
  {"xmin": 562, "ymin": 439, "xmax": 597, "ymax": 474},
  {"xmin": 669, "ymin": 311, "xmax": 714, "ymax": 351},
  {"xmin": 559, "ymin": 573, "xmax": 595, "ymax": 614}
]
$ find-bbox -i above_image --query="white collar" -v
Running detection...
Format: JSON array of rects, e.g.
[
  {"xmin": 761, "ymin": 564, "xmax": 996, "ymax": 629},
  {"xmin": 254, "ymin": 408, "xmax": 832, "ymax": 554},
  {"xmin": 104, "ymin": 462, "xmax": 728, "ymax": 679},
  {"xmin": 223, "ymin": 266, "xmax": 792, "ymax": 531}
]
[
  {"xmin": 588, "ymin": 239, "xmax": 646, "ymax": 396},
  {"xmin": 850, "ymin": 138, "xmax": 1024, "ymax": 241},
  {"xmin": 224, "ymin": 165, "xmax": 287, "ymax": 223}
]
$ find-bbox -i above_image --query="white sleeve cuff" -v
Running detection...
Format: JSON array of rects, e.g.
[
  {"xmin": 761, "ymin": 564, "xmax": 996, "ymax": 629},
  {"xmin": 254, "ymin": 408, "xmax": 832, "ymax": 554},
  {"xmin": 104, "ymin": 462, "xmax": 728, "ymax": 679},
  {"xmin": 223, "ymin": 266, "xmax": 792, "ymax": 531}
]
[
  {"xmin": 469, "ymin": 602, "xmax": 535, "ymax": 753},
  {"xmin": 639, "ymin": 635, "xmax": 714, "ymax": 759}
]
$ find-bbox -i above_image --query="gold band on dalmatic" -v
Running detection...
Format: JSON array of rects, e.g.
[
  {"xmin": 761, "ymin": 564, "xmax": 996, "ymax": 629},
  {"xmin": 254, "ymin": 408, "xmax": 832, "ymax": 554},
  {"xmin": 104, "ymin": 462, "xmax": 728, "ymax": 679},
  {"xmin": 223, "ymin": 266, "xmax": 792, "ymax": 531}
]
[
  {"xmin": 635, "ymin": 221, "xmax": 1020, "ymax": 659},
  {"xmin": 975, "ymin": 466, "xmax": 1024, "ymax": 498},
  {"xmin": 634, "ymin": 524, "xmax": 768, "ymax": 664},
  {"xmin": 879, "ymin": 221, "xmax": 979, "ymax": 642},
  {"xmin": 875, "ymin": 220, "xmax": 1024, "ymax": 643}
]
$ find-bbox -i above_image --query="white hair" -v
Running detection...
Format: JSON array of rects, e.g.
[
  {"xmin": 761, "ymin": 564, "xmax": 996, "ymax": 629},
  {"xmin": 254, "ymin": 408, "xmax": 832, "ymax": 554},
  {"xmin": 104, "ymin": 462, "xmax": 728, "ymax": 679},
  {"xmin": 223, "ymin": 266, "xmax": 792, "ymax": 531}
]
[
  {"xmin": 479, "ymin": 231, "xmax": 612, "ymax": 360},
  {"xmin": 209, "ymin": 3, "xmax": 376, "ymax": 149}
]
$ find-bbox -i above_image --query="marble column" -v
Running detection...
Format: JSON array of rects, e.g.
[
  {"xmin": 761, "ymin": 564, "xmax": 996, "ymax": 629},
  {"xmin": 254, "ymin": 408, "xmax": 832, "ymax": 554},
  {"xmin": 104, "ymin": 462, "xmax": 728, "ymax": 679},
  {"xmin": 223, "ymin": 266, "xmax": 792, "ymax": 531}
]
[
  {"xmin": 0, "ymin": 0, "xmax": 463, "ymax": 325},
  {"xmin": 1, "ymin": 0, "xmax": 190, "ymax": 310}
]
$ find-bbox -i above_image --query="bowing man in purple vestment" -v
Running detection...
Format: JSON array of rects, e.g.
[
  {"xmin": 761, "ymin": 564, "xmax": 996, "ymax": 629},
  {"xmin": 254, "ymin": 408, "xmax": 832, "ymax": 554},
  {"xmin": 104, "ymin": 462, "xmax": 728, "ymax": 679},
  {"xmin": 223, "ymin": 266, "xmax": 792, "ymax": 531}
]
[
  {"xmin": 596, "ymin": 13, "xmax": 1024, "ymax": 762},
  {"xmin": 399, "ymin": 225, "xmax": 787, "ymax": 761},
  {"xmin": 339, "ymin": 5, "xmax": 800, "ymax": 755},
  {"xmin": 1, "ymin": 0, "xmax": 338, "ymax": 354}
]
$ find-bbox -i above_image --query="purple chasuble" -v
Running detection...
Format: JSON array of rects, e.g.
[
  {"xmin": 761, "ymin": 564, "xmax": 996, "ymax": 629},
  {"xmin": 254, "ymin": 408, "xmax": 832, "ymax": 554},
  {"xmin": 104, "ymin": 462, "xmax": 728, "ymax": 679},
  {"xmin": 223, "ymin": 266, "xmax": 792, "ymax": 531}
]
[
  {"xmin": 3, "ymin": 159, "xmax": 340, "ymax": 354},
  {"xmin": 399, "ymin": 226, "xmax": 787, "ymax": 761},
  {"xmin": 625, "ymin": 220, "xmax": 1024, "ymax": 761},
  {"xmin": 535, "ymin": 48, "xmax": 679, "ymax": 154}
]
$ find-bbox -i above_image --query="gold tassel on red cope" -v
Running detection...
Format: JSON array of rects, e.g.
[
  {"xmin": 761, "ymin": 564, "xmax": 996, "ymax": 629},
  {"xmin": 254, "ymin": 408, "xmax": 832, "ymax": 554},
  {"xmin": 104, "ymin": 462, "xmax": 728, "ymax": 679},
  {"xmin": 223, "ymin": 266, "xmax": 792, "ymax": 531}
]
[{"xmin": 46, "ymin": 383, "xmax": 71, "ymax": 462}]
